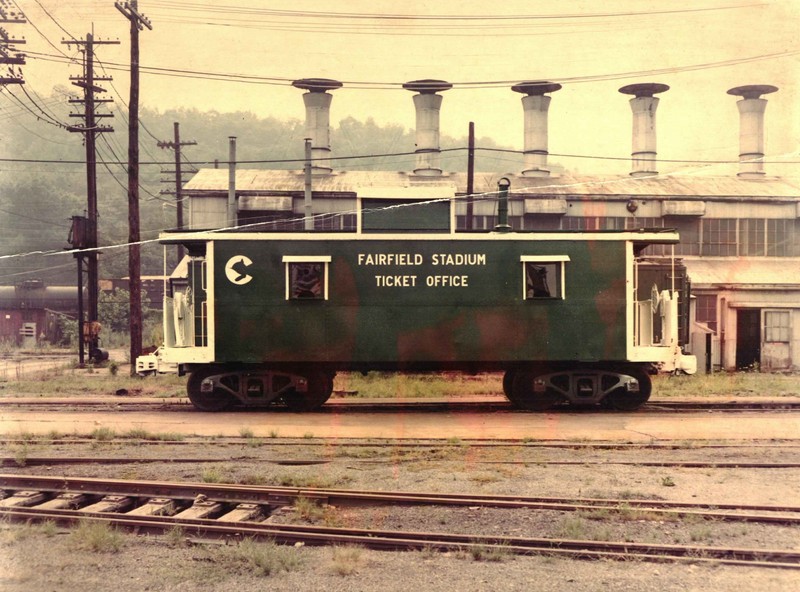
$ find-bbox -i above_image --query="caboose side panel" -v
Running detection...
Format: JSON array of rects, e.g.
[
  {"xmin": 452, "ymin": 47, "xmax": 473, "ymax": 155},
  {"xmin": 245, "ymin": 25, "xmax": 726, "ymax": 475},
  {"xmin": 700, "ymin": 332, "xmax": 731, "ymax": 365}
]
[{"xmin": 209, "ymin": 237, "xmax": 629, "ymax": 368}]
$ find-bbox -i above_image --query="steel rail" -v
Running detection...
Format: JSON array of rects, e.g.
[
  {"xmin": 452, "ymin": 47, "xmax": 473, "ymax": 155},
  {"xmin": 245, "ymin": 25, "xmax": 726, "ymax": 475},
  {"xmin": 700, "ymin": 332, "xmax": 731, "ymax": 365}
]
[
  {"xmin": 3, "ymin": 456, "xmax": 800, "ymax": 469},
  {"xmin": 2, "ymin": 398, "xmax": 799, "ymax": 412},
  {"xmin": 3, "ymin": 474, "xmax": 800, "ymax": 524},
  {"xmin": 1, "ymin": 505, "xmax": 798, "ymax": 569},
  {"xmin": 3, "ymin": 438, "xmax": 799, "ymax": 450}
]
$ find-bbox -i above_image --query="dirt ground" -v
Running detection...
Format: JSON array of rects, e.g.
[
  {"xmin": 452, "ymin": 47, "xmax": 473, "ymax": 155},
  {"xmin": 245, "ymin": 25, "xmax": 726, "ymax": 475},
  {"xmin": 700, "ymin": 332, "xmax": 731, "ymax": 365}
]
[
  {"xmin": 2, "ymin": 364, "xmax": 800, "ymax": 589},
  {"xmin": 2, "ymin": 438, "xmax": 800, "ymax": 591}
]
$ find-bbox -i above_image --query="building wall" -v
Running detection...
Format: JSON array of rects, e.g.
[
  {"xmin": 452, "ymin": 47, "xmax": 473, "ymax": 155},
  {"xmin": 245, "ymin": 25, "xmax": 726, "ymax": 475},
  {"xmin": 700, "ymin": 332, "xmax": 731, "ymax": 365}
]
[
  {"xmin": 702, "ymin": 289, "xmax": 800, "ymax": 372},
  {"xmin": 183, "ymin": 177, "xmax": 800, "ymax": 374}
]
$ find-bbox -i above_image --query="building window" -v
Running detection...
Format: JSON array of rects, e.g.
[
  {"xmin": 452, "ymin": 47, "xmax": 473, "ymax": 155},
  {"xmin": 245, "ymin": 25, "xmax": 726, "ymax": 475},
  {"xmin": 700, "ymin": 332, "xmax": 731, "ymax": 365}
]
[
  {"xmin": 521, "ymin": 256, "xmax": 569, "ymax": 300},
  {"xmin": 314, "ymin": 213, "xmax": 357, "ymax": 232},
  {"xmin": 283, "ymin": 256, "xmax": 331, "ymax": 300},
  {"xmin": 702, "ymin": 218, "xmax": 737, "ymax": 256},
  {"xmin": 695, "ymin": 294, "xmax": 718, "ymax": 332},
  {"xmin": 767, "ymin": 219, "xmax": 797, "ymax": 257},
  {"xmin": 523, "ymin": 216, "xmax": 561, "ymax": 231},
  {"xmin": 561, "ymin": 217, "xmax": 599, "ymax": 231},
  {"xmin": 740, "ymin": 219, "xmax": 766, "ymax": 256},
  {"xmin": 764, "ymin": 310, "xmax": 791, "ymax": 343}
]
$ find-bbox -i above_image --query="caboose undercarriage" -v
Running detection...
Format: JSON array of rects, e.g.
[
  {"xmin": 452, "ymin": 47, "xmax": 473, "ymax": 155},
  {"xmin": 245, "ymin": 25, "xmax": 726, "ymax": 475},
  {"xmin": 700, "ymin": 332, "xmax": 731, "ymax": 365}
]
[{"xmin": 182, "ymin": 362, "xmax": 653, "ymax": 412}]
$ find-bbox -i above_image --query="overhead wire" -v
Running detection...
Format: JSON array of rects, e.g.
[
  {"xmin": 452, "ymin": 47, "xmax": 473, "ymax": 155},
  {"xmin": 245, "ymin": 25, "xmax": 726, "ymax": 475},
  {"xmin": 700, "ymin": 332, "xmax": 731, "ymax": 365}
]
[
  {"xmin": 23, "ymin": 48, "xmax": 800, "ymax": 90},
  {"xmin": 146, "ymin": 2, "xmax": 763, "ymax": 22},
  {"xmin": 17, "ymin": 83, "xmax": 70, "ymax": 128},
  {"xmin": 29, "ymin": 0, "xmax": 79, "ymax": 43},
  {"xmin": 0, "ymin": 145, "xmax": 798, "ymax": 167},
  {"xmin": 0, "ymin": 138, "xmax": 794, "ymax": 266},
  {"xmin": 2, "ymin": 86, "xmax": 67, "ymax": 129}
]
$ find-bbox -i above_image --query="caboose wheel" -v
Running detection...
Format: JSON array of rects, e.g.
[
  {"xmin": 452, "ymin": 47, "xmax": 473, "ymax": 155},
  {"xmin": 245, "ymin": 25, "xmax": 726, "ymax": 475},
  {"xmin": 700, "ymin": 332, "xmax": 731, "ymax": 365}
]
[
  {"xmin": 187, "ymin": 368, "xmax": 236, "ymax": 412},
  {"xmin": 282, "ymin": 370, "xmax": 334, "ymax": 411},
  {"xmin": 605, "ymin": 366, "xmax": 652, "ymax": 411},
  {"xmin": 511, "ymin": 368, "xmax": 563, "ymax": 411}
]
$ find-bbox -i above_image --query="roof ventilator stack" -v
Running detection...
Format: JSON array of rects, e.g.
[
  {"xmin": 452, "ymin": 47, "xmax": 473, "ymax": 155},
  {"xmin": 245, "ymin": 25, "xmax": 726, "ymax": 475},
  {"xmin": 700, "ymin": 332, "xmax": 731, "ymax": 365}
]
[
  {"xmin": 402, "ymin": 79, "xmax": 453, "ymax": 177},
  {"xmin": 292, "ymin": 78, "xmax": 343, "ymax": 175},
  {"xmin": 727, "ymin": 84, "xmax": 778, "ymax": 179},
  {"xmin": 511, "ymin": 81, "xmax": 562, "ymax": 178},
  {"xmin": 618, "ymin": 83, "xmax": 669, "ymax": 178}
]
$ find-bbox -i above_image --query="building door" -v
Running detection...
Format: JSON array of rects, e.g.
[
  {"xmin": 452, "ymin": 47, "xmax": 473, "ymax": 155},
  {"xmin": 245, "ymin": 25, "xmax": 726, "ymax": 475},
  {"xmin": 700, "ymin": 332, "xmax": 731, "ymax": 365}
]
[
  {"xmin": 736, "ymin": 309, "xmax": 761, "ymax": 370},
  {"xmin": 762, "ymin": 309, "xmax": 791, "ymax": 371}
]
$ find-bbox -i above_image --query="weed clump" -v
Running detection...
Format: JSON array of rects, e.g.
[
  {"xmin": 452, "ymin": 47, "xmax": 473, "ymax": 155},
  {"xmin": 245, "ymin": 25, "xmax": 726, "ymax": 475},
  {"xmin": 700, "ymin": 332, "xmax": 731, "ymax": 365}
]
[
  {"xmin": 69, "ymin": 521, "xmax": 125, "ymax": 553},
  {"xmin": 213, "ymin": 538, "xmax": 303, "ymax": 576}
]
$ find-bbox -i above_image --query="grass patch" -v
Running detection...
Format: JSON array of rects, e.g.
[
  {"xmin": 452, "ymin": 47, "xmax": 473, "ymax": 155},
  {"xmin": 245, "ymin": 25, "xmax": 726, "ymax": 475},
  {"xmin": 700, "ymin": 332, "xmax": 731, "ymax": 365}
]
[
  {"xmin": 0, "ymin": 369, "xmax": 186, "ymax": 398},
  {"xmin": 468, "ymin": 472, "xmax": 503, "ymax": 485},
  {"xmin": 276, "ymin": 473, "xmax": 353, "ymax": 489},
  {"xmin": 653, "ymin": 371, "xmax": 800, "ymax": 398},
  {"xmin": 12, "ymin": 443, "xmax": 30, "ymax": 467},
  {"xmin": 121, "ymin": 428, "xmax": 186, "ymax": 441},
  {"xmin": 201, "ymin": 467, "xmax": 228, "ymax": 483},
  {"xmin": 557, "ymin": 515, "xmax": 588, "ymax": 539},
  {"xmin": 293, "ymin": 497, "xmax": 342, "ymax": 526},
  {"xmin": 335, "ymin": 372, "xmax": 502, "ymax": 399},
  {"xmin": 89, "ymin": 427, "xmax": 117, "ymax": 442},
  {"xmin": 69, "ymin": 521, "xmax": 125, "ymax": 553},
  {"xmin": 89, "ymin": 427, "xmax": 117, "ymax": 441},
  {"xmin": 468, "ymin": 543, "xmax": 512, "ymax": 562},
  {"xmin": 238, "ymin": 473, "xmax": 270, "ymax": 486},
  {"xmin": 329, "ymin": 545, "xmax": 365, "ymax": 576},
  {"xmin": 2, "ymin": 519, "xmax": 60, "ymax": 541},
  {"xmin": 164, "ymin": 525, "xmax": 188, "ymax": 548},
  {"xmin": 212, "ymin": 538, "xmax": 304, "ymax": 576}
]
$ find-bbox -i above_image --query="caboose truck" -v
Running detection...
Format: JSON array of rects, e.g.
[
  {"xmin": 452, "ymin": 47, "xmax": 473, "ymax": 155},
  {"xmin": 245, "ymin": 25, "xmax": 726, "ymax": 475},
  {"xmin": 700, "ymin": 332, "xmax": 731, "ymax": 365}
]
[{"xmin": 152, "ymin": 206, "xmax": 696, "ymax": 412}]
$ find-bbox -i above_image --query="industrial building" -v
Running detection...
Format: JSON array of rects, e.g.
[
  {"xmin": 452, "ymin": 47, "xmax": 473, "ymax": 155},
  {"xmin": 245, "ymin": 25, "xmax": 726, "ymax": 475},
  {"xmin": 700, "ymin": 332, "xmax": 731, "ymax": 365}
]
[{"xmin": 179, "ymin": 79, "xmax": 800, "ymax": 373}]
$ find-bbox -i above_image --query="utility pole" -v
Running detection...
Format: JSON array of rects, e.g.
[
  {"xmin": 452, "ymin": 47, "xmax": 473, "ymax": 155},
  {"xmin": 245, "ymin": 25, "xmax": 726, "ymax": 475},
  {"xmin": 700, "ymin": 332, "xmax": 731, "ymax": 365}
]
[
  {"xmin": 64, "ymin": 32, "xmax": 118, "ymax": 361},
  {"xmin": 466, "ymin": 122, "xmax": 475, "ymax": 231},
  {"xmin": 157, "ymin": 122, "xmax": 197, "ymax": 261},
  {"xmin": 303, "ymin": 138, "xmax": 313, "ymax": 230},
  {"xmin": 0, "ymin": 0, "xmax": 26, "ymax": 86},
  {"xmin": 115, "ymin": 1, "xmax": 152, "ymax": 374},
  {"xmin": 227, "ymin": 136, "xmax": 236, "ymax": 225}
]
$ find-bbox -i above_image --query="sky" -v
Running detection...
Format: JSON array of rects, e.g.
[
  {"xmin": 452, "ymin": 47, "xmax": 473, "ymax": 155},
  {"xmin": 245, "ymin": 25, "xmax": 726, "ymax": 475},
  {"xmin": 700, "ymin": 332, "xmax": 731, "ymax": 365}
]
[{"xmin": 5, "ymin": 0, "xmax": 800, "ymax": 176}]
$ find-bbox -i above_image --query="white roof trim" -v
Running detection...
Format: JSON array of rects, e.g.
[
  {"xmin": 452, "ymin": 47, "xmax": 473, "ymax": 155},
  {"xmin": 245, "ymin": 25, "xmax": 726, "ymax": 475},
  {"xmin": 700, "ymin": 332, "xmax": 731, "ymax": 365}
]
[
  {"xmin": 357, "ymin": 186, "xmax": 456, "ymax": 199},
  {"xmin": 282, "ymin": 255, "xmax": 332, "ymax": 263},
  {"xmin": 520, "ymin": 255, "xmax": 571, "ymax": 262}
]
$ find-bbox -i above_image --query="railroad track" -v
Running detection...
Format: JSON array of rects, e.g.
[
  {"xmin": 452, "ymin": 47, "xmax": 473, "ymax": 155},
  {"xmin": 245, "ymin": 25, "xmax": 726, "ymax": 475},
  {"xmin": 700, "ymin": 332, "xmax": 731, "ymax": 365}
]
[
  {"xmin": 2, "ymin": 474, "xmax": 799, "ymax": 568},
  {"xmin": 2, "ymin": 397, "xmax": 800, "ymax": 413},
  {"xmin": 3, "ymin": 456, "xmax": 800, "ymax": 469}
]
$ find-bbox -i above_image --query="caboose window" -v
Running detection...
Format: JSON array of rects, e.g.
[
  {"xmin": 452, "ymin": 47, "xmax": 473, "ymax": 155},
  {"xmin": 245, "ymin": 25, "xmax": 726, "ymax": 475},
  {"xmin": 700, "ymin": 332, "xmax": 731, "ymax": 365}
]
[
  {"xmin": 520, "ymin": 256, "xmax": 569, "ymax": 300},
  {"xmin": 282, "ymin": 256, "xmax": 331, "ymax": 300}
]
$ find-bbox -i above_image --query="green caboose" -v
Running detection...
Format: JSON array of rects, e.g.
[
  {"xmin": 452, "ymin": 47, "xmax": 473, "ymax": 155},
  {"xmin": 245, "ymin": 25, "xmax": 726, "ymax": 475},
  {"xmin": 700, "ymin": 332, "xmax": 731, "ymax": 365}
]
[{"xmin": 158, "ymin": 221, "xmax": 695, "ymax": 411}]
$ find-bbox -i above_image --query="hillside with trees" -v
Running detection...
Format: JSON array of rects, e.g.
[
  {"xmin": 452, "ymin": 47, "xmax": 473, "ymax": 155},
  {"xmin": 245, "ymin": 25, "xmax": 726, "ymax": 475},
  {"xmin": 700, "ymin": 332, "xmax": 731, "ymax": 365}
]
[{"xmin": 0, "ymin": 87, "xmax": 518, "ymax": 287}]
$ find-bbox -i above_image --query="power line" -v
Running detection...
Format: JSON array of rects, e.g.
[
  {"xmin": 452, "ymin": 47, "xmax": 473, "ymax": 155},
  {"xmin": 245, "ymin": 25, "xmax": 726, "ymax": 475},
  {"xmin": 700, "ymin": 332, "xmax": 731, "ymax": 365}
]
[
  {"xmin": 14, "ymin": 0, "xmax": 70, "ymax": 59},
  {"xmin": 1, "ymin": 146, "xmax": 799, "ymax": 167},
  {"xmin": 148, "ymin": 1, "xmax": 763, "ymax": 22},
  {"xmin": 30, "ymin": 0, "xmax": 78, "ymax": 42},
  {"xmin": 3, "ymin": 85, "xmax": 66, "ymax": 128},
  {"xmin": 18, "ymin": 83, "xmax": 69, "ymax": 127},
  {"xmin": 24, "ymin": 48, "xmax": 800, "ymax": 90},
  {"xmin": 0, "ymin": 205, "xmax": 69, "ymax": 228}
]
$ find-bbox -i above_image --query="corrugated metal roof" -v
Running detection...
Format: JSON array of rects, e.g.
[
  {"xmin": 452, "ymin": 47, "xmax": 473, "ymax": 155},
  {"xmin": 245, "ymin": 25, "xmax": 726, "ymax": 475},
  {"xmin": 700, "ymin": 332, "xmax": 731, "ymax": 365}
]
[
  {"xmin": 183, "ymin": 169, "xmax": 459, "ymax": 193},
  {"xmin": 685, "ymin": 259, "xmax": 800, "ymax": 286},
  {"xmin": 183, "ymin": 168, "xmax": 800, "ymax": 198}
]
